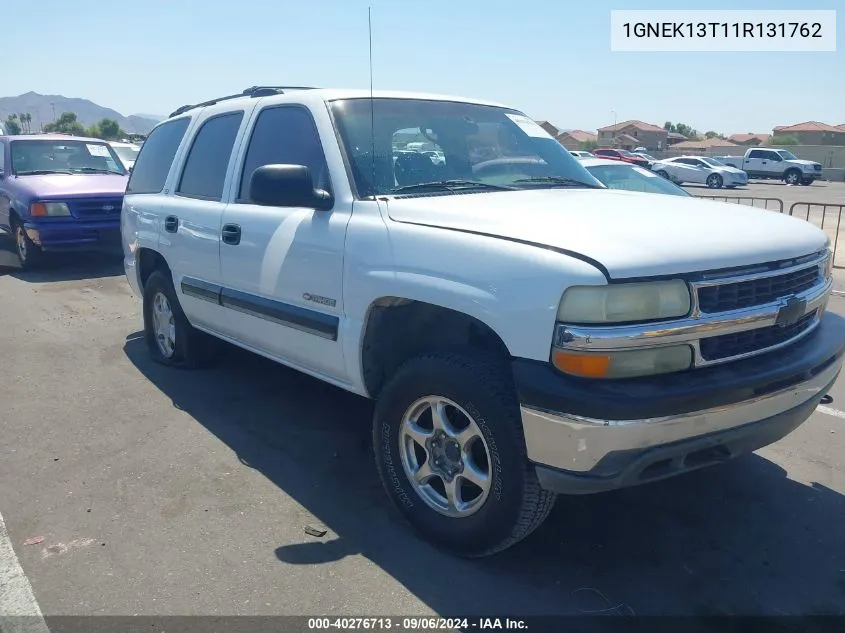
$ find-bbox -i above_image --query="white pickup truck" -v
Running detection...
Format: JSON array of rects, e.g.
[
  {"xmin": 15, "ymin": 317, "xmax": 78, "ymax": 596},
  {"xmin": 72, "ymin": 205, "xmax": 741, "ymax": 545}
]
[
  {"xmin": 122, "ymin": 86, "xmax": 845, "ymax": 557},
  {"xmin": 715, "ymin": 148, "xmax": 823, "ymax": 185}
]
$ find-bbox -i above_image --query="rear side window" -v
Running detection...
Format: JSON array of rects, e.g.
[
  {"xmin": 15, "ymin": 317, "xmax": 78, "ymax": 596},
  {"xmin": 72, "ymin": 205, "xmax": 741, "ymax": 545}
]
[
  {"xmin": 747, "ymin": 150, "xmax": 763, "ymax": 159},
  {"xmin": 177, "ymin": 112, "xmax": 244, "ymax": 201},
  {"xmin": 126, "ymin": 117, "xmax": 191, "ymax": 195},
  {"xmin": 238, "ymin": 106, "xmax": 330, "ymax": 200}
]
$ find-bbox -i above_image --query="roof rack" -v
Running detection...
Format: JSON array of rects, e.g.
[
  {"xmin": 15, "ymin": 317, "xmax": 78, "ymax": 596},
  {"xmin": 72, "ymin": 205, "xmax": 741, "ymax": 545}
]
[{"xmin": 168, "ymin": 85, "xmax": 319, "ymax": 118}]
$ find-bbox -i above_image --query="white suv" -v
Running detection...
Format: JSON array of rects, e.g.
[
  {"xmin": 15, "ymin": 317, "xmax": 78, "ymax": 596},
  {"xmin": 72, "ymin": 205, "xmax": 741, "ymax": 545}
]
[{"xmin": 122, "ymin": 85, "xmax": 845, "ymax": 557}]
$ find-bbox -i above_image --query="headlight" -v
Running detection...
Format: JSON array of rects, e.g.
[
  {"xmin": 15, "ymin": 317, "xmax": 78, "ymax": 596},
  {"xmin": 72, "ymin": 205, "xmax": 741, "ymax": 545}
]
[
  {"xmin": 30, "ymin": 202, "xmax": 70, "ymax": 217},
  {"xmin": 557, "ymin": 280, "xmax": 691, "ymax": 324},
  {"xmin": 551, "ymin": 345, "xmax": 693, "ymax": 379},
  {"xmin": 823, "ymin": 249, "xmax": 833, "ymax": 278}
]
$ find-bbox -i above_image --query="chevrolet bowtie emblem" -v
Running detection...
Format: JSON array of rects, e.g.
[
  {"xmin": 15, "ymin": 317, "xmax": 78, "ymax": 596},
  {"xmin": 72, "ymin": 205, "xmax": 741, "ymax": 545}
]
[{"xmin": 775, "ymin": 296, "xmax": 806, "ymax": 327}]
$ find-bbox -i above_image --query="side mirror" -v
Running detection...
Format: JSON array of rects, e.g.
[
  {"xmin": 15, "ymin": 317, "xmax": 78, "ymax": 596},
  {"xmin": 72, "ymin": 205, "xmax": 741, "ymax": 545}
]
[{"xmin": 249, "ymin": 164, "xmax": 333, "ymax": 210}]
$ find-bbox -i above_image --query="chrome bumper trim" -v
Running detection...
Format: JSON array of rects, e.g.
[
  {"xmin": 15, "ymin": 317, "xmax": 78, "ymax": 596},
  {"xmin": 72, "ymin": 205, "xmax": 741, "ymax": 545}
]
[{"xmin": 521, "ymin": 354, "xmax": 841, "ymax": 474}]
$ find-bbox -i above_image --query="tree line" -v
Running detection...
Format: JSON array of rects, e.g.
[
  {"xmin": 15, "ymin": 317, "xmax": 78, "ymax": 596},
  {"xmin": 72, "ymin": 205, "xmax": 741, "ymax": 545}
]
[{"xmin": 3, "ymin": 111, "xmax": 127, "ymax": 140}]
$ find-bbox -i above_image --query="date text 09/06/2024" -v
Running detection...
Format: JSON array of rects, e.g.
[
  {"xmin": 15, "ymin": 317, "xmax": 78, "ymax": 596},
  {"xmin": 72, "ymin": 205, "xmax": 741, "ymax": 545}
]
[
  {"xmin": 622, "ymin": 22, "xmax": 823, "ymax": 39},
  {"xmin": 307, "ymin": 617, "xmax": 528, "ymax": 630}
]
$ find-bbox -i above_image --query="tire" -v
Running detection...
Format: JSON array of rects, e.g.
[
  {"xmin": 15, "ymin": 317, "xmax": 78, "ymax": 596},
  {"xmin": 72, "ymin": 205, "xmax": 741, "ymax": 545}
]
[
  {"xmin": 142, "ymin": 269, "xmax": 215, "ymax": 368},
  {"xmin": 655, "ymin": 170, "xmax": 670, "ymax": 180},
  {"xmin": 800, "ymin": 178, "xmax": 812, "ymax": 186},
  {"xmin": 12, "ymin": 217, "xmax": 43, "ymax": 270},
  {"xmin": 784, "ymin": 169, "xmax": 801, "ymax": 186},
  {"xmin": 373, "ymin": 352, "xmax": 556, "ymax": 557},
  {"xmin": 706, "ymin": 173, "xmax": 723, "ymax": 189}
]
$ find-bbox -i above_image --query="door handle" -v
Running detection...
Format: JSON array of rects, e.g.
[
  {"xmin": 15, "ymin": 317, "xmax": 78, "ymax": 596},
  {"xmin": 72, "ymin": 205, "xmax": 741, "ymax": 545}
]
[
  {"xmin": 222, "ymin": 224, "xmax": 241, "ymax": 246},
  {"xmin": 164, "ymin": 216, "xmax": 178, "ymax": 233}
]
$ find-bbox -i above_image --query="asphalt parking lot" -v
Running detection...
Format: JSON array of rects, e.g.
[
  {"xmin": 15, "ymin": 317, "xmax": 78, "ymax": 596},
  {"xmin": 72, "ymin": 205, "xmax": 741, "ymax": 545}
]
[{"xmin": 1, "ymin": 234, "xmax": 844, "ymax": 623}]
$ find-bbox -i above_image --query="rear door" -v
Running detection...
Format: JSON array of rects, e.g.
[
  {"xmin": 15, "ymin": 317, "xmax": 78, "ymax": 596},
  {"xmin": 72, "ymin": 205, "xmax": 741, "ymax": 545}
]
[
  {"xmin": 743, "ymin": 149, "xmax": 767, "ymax": 176},
  {"xmin": 671, "ymin": 158, "xmax": 704, "ymax": 183},
  {"xmin": 156, "ymin": 108, "xmax": 253, "ymax": 334}
]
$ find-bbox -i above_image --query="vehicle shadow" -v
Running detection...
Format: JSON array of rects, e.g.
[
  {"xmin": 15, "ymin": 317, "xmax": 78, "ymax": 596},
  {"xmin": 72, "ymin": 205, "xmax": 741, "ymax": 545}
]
[
  {"xmin": 123, "ymin": 333, "xmax": 845, "ymax": 621},
  {"xmin": 0, "ymin": 231, "xmax": 123, "ymax": 282}
]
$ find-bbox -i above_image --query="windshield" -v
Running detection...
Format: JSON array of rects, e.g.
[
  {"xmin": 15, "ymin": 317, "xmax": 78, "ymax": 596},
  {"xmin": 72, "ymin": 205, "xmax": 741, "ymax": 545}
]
[
  {"xmin": 585, "ymin": 163, "xmax": 691, "ymax": 197},
  {"xmin": 329, "ymin": 98, "xmax": 603, "ymax": 196},
  {"xmin": 112, "ymin": 144, "xmax": 140, "ymax": 164},
  {"xmin": 777, "ymin": 150, "xmax": 797, "ymax": 160},
  {"xmin": 699, "ymin": 157, "xmax": 726, "ymax": 167},
  {"xmin": 11, "ymin": 139, "xmax": 126, "ymax": 175}
]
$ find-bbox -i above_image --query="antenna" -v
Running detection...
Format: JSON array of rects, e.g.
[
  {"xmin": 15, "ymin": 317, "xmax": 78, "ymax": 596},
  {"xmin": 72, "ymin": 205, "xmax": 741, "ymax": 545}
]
[{"xmin": 368, "ymin": 6, "xmax": 377, "ymax": 199}]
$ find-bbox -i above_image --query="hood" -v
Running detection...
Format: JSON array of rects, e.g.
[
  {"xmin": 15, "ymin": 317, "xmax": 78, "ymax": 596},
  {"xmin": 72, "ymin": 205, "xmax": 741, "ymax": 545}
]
[
  {"xmin": 12, "ymin": 173, "xmax": 129, "ymax": 199},
  {"xmin": 715, "ymin": 166, "xmax": 746, "ymax": 175},
  {"xmin": 385, "ymin": 189, "xmax": 827, "ymax": 279},
  {"xmin": 789, "ymin": 159, "xmax": 821, "ymax": 167}
]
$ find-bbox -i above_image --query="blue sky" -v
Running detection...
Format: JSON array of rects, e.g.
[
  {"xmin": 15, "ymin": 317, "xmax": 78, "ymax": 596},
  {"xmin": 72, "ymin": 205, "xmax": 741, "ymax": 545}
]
[{"xmin": 6, "ymin": 0, "xmax": 841, "ymax": 135}]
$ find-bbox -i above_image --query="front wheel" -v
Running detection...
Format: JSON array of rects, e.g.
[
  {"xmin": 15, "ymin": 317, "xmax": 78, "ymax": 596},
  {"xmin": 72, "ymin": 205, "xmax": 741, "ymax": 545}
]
[
  {"xmin": 13, "ymin": 219, "xmax": 43, "ymax": 270},
  {"xmin": 655, "ymin": 170, "xmax": 670, "ymax": 180},
  {"xmin": 706, "ymin": 173, "xmax": 723, "ymax": 189},
  {"xmin": 800, "ymin": 178, "xmax": 813, "ymax": 186},
  {"xmin": 784, "ymin": 169, "xmax": 802, "ymax": 186},
  {"xmin": 373, "ymin": 352, "xmax": 556, "ymax": 557}
]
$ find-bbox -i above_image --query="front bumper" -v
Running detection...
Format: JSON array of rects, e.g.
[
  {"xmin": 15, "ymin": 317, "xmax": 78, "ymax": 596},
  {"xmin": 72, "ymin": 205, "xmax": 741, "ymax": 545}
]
[
  {"xmin": 516, "ymin": 312, "xmax": 845, "ymax": 494},
  {"xmin": 24, "ymin": 219, "xmax": 122, "ymax": 251}
]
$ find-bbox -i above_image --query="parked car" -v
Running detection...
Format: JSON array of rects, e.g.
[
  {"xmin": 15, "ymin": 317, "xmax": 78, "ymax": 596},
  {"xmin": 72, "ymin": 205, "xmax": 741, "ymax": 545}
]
[
  {"xmin": 569, "ymin": 150, "xmax": 593, "ymax": 159},
  {"xmin": 122, "ymin": 85, "xmax": 844, "ymax": 557},
  {"xmin": 651, "ymin": 156, "xmax": 748, "ymax": 189},
  {"xmin": 714, "ymin": 148, "xmax": 822, "ymax": 185},
  {"xmin": 591, "ymin": 147, "xmax": 651, "ymax": 168},
  {"xmin": 0, "ymin": 134, "xmax": 129, "ymax": 268},
  {"xmin": 580, "ymin": 157, "xmax": 691, "ymax": 196},
  {"xmin": 109, "ymin": 141, "xmax": 142, "ymax": 170},
  {"xmin": 631, "ymin": 151, "xmax": 656, "ymax": 163}
]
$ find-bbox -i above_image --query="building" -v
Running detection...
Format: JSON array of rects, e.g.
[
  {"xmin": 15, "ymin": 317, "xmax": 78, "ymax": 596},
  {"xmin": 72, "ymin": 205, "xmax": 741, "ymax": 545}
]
[
  {"xmin": 771, "ymin": 122, "xmax": 845, "ymax": 145},
  {"xmin": 668, "ymin": 138, "xmax": 739, "ymax": 154},
  {"xmin": 728, "ymin": 133, "xmax": 770, "ymax": 146},
  {"xmin": 597, "ymin": 120, "xmax": 668, "ymax": 151},
  {"xmin": 666, "ymin": 132, "xmax": 688, "ymax": 146},
  {"xmin": 556, "ymin": 129, "xmax": 597, "ymax": 150}
]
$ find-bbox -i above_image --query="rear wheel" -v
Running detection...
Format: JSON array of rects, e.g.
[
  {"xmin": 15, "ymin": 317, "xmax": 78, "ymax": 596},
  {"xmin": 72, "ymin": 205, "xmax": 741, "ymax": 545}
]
[
  {"xmin": 373, "ymin": 352, "xmax": 556, "ymax": 557},
  {"xmin": 706, "ymin": 173, "xmax": 723, "ymax": 189},
  {"xmin": 12, "ymin": 218, "xmax": 43, "ymax": 270},
  {"xmin": 142, "ymin": 269, "xmax": 215, "ymax": 368}
]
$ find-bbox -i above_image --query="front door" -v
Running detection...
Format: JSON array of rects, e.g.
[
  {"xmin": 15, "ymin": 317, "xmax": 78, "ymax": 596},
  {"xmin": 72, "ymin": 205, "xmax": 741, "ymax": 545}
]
[{"xmin": 218, "ymin": 104, "xmax": 351, "ymax": 382}]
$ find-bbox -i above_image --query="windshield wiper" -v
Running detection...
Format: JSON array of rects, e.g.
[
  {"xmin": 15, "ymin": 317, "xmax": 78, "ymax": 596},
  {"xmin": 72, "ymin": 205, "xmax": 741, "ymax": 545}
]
[
  {"xmin": 512, "ymin": 176, "xmax": 603, "ymax": 189},
  {"xmin": 15, "ymin": 169, "xmax": 74, "ymax": 176},
  {"xmin": 391, "ymin": 179, "xmax": 517, "ymax": 193},
  {"xmin": 73, "ymin": 167, "xmax": 122, "ymax": 175}
]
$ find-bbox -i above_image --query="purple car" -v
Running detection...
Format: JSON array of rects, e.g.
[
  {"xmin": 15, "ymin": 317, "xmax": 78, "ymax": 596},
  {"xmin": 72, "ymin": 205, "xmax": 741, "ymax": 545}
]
[{"xmin": 0, "ymin": 134, "xmax": 130, "ymax": 269}]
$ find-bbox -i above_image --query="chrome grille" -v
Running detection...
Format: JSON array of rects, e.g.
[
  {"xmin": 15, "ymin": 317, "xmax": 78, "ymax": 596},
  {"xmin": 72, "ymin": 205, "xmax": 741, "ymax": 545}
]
[
  {"xmin": 697, "ymin": 265, "xmax": 820, "ymax": 313},
  {"xmin": 699, "ymin": 310, "xmax": 818, "ymax": 361},
  {"xmin": 69, "ymin": 197, "xmax": 123, "ymax": 219}
]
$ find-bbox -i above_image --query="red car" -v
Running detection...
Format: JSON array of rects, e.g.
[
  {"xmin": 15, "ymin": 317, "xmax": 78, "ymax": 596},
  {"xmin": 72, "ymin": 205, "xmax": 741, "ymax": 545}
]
[{"xmin": 591, "ymin": 148, "xmax": 651, "ymax": 168}]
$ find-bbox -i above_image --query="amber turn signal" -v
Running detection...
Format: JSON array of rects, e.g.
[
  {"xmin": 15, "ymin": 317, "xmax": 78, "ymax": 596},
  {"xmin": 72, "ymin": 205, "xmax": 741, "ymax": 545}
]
[{"xmin": 551, "ymin": 350, "xmax": 611, "ymax": 378}]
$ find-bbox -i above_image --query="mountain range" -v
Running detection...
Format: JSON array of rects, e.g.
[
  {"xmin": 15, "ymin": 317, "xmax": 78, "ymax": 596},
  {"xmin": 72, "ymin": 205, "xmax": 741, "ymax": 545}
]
[{"xmin": 0, "ymin": 92, "xmax": 163, "ymax": 134}]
